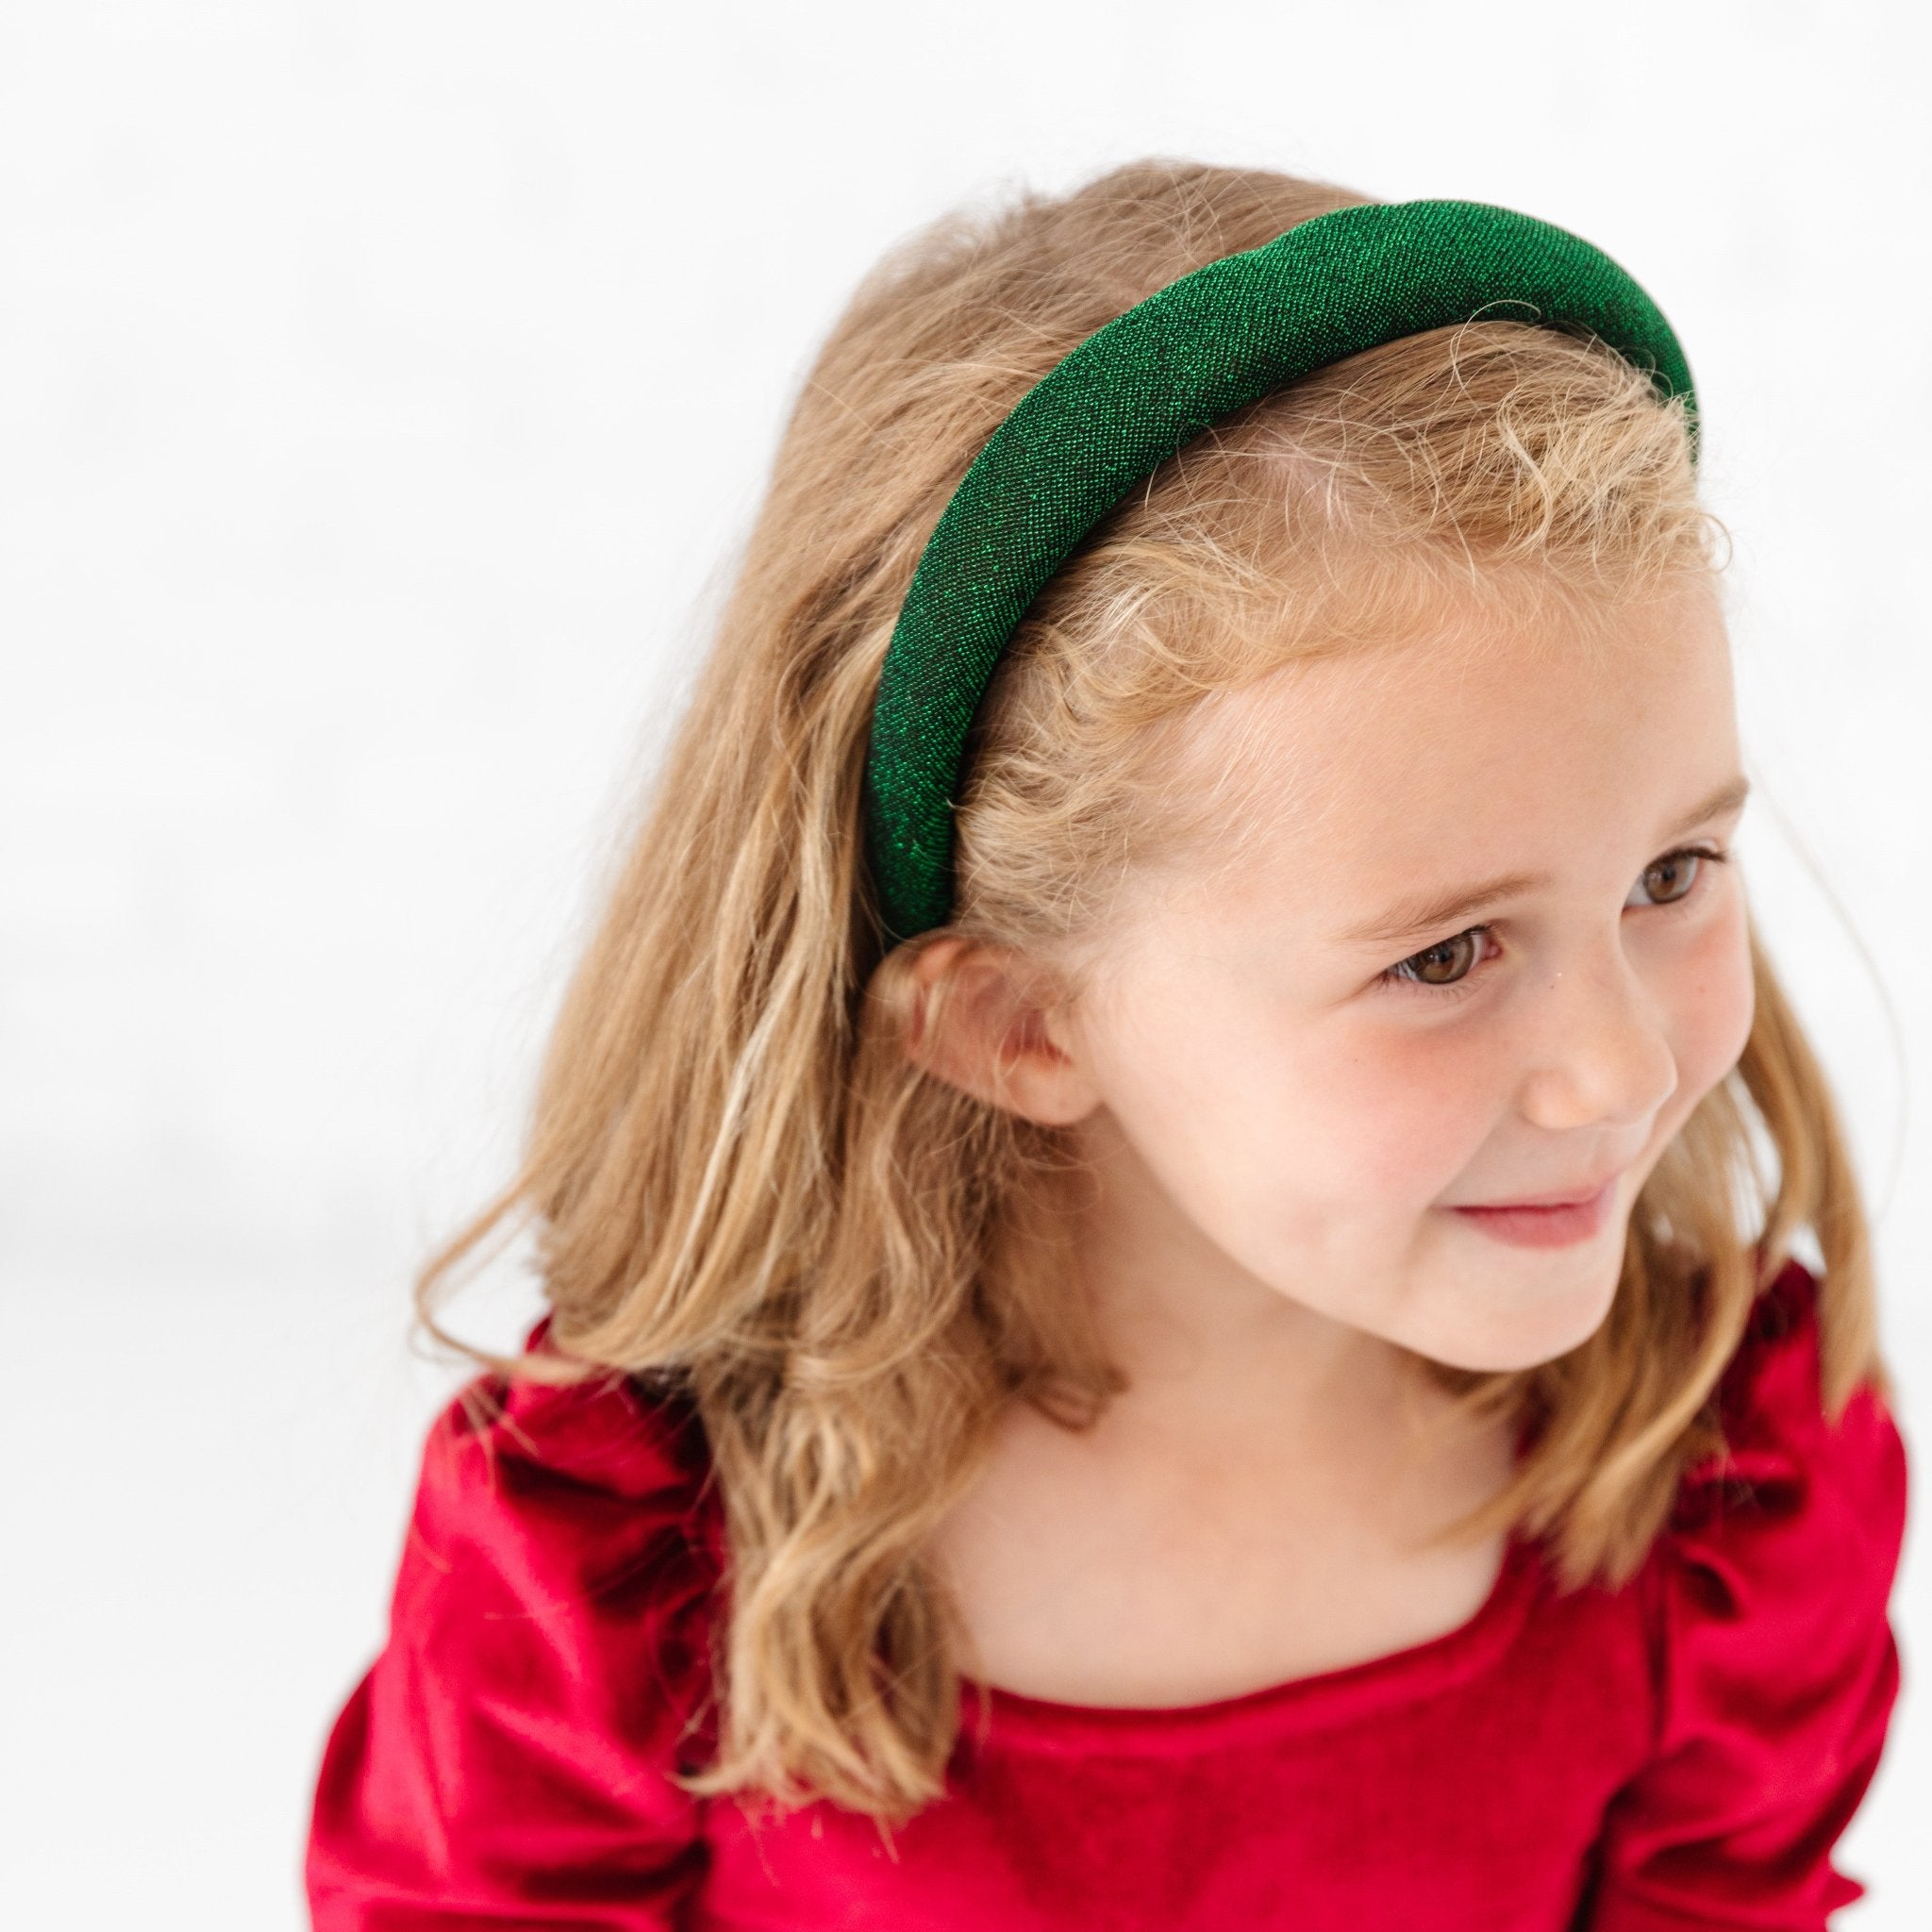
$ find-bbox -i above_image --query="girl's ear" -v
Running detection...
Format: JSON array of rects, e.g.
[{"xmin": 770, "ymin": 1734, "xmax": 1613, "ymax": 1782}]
[{"xmin": 902, "ymin": 936, "xmax": 1102, "ymax": 1126}]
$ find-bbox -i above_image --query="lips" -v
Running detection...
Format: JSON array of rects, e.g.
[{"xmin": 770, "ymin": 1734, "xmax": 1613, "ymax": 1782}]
[{"xmin": 1446, "ymin": 1178, "xmax": 1617, "ymax": 1249}]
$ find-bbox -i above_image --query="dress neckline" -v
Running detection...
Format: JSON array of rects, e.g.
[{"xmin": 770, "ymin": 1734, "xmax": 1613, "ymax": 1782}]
[{"xmin": 956, "ymin": 1526, "xmax": 1542, "ymax": 1747}]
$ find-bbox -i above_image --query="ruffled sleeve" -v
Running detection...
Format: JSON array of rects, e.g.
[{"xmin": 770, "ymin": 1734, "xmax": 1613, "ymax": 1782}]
[
  {"xmin": 305, "ymin": 1316, "xmax": 726, "ymax": 1929},
  {"xmin": 1585, "ymin": 1258, "xmax": 1909, "ymax": 1930}
]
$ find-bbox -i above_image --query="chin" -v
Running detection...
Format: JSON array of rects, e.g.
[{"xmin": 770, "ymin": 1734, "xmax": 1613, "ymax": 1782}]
[{"xmin": 1431, "ymin": 1264, "xmax": 1622, "ymax": 1374}]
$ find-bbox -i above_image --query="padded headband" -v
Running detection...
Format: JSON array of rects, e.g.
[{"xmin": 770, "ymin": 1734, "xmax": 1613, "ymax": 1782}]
[{"xmin": 861, "ymin": 196, "xmax": 1697, "ymax": 945}]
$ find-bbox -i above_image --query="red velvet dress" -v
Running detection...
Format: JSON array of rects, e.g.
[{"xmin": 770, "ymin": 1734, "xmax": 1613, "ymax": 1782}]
[{"xmin": 305, "ymin": 1256, "xmax": 1907, "ymax": 1929}]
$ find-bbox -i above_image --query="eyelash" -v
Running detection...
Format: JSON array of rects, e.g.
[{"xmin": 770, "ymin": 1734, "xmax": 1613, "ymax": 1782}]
[{"xmin": 1377, "ymin": 845, "xmax": 1733, "ymax": 1001}]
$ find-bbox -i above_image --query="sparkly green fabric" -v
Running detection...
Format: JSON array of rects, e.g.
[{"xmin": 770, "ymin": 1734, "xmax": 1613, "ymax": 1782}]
[{"xmin": 862, "ymin": 198, "xmax": 1697, "ymax": 944}]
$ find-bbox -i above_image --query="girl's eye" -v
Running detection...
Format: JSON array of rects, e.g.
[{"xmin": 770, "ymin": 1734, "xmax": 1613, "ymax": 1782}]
[{"xmin": 1376, "ymin": 845, "xmax": 1732, "ymax": 999}]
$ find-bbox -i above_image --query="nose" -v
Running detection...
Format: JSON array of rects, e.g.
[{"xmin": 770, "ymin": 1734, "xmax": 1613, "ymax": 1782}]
[{"xmin": 1517, "ymin": 943, "xmax": 1679, "ymax": 1135}]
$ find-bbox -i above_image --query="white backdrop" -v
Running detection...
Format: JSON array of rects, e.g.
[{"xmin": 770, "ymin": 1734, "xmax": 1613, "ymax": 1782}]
[{"xmin": 4, "ymin": 3, "xmax": 1926, "ymax": 1924}]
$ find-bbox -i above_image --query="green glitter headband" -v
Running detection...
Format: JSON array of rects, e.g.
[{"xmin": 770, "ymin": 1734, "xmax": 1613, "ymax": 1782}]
[{"xmin": 861, "ymin": 196, "xmax": 1697, "ymax": 946}]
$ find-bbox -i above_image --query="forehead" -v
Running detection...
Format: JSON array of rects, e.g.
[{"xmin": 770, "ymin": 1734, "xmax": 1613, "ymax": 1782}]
[{"xmin": 1152, "ymin": 574, "xmax": 1736, "ymax": 920}]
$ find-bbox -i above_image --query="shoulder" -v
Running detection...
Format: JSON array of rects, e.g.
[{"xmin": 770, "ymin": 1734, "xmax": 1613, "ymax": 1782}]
[
  {"xmin": 1665, "ymin": 1254, "xmax": 1907, "ymax": 1571},
  {"xmin": 306, "ymin": 1317, "xmax": 725, "ymax": 1920},
  {"xmin": 401, "ymin": 1313, "xmax": 727, "ymax": 1689},
  {"xmin": 1641, "ymin": 1254, "xmax": 1907, "ymax": 1724},
  {"xmin": 425, "ymin": 1312, "xmax": 720, "ymax": 1520},
  {"xmin": 1587, "ymin": 1259, "xmax": 1910, "ymax": 1923}
]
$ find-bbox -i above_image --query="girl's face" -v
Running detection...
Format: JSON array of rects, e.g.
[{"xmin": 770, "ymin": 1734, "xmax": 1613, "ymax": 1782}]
[{"xmin": 1034, "ymin": 570, "xmax": 1755, "ymax": 1374}]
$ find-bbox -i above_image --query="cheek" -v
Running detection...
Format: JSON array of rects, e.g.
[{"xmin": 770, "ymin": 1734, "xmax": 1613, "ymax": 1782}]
[
  {"xmin": 1294, "ymin": 1023, "xmax": 1502, "ymax": 1203},
  {"xmin": 1662, "ymin": 892, "xmax": 1757, "ymax": 1110},
  {"xmin": 1221, "ymin": 1012, "xmax": 1491, "ymax": 1205},
  {"xmin": 1108, "ymin": 986, "xmax": 1491, "ymax": 1223}
]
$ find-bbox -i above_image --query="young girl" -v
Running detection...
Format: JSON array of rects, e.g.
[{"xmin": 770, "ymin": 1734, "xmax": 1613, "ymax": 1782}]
[{"xmin": 304, "ymin": 159, "xmax": 1908, "ymax": 1929}]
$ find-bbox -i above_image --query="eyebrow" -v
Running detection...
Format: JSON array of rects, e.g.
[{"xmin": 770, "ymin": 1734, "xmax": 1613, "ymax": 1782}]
[{"xmin": 1335, "ymin": 774, "xmax": 1753, "ymax": 950}]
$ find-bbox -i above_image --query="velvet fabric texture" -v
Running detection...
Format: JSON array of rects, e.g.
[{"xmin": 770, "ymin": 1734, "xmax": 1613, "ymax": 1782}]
[{"xmin": 306, "ymin": 1256, "xmax": 1907, "ymax": 1929}]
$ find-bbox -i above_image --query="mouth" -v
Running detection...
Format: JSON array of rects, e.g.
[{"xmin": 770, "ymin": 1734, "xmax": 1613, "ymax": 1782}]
[{"xmin": 1444, "ymin": 1176, "xmax": 1618, "ymax": 1249}]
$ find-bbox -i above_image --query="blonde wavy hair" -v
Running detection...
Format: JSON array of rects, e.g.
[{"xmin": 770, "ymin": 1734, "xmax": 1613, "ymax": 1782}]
[{"xmin": 413, "ymin": 158, "xmax": 1891, "ymax": 1830}]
